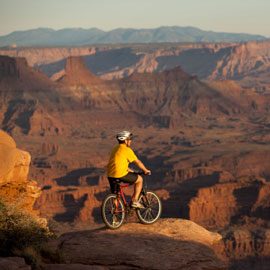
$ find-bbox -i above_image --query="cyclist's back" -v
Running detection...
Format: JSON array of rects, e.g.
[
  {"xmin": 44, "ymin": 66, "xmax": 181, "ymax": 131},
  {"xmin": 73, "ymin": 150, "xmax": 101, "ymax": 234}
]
[{"xmin": 107, "ymin": 143, "xmax": 137, "ymax": 179}]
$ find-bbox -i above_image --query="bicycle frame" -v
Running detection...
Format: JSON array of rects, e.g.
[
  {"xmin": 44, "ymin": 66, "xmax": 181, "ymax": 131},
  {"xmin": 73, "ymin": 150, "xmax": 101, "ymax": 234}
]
[
  {"xmin": 114, "ymin": 183, "xmax": 149, "ymax": 213},
  {"xmin": 114, "ymin": 183, "xmax": 133, "ymax": 213}
]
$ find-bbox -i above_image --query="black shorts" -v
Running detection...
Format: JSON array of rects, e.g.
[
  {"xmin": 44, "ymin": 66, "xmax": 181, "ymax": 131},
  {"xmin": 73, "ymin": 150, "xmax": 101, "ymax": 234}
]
[{"xmin": 108, "ymin": 172, "xmax": 138, "ymax": 193}]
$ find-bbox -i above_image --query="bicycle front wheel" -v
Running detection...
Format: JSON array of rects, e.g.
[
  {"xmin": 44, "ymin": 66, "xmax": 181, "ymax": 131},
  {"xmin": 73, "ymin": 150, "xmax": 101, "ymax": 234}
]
[
  {"xmin": 101, "ymin": 194, "xmax": 125, "ymax": 229},
  {"xmin": 136, "ymin": 190, "xmax": 162, "ymax": 224}
]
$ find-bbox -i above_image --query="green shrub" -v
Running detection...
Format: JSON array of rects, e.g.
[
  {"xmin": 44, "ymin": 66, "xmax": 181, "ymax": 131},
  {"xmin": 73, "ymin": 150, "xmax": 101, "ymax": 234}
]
[{"xmin": 0, "ymin": 196, "xmax": 55, "ymax": 268}]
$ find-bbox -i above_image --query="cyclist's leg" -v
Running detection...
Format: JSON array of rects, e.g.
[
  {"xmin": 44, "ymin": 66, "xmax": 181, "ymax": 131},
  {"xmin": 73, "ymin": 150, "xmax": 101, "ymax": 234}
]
[
  {"xmin": 117, "ymin": 173, "xmax": 144, "ymax": 208},
  {"xmin": 108, "ymin": 177, "xmax": 119, "ymax": 206},
  {"xmin": 118, "ymin": 173, "xmax": 144, "ymax": 208},
  {"xmin": 108, "ymin": 177, "xmax": 118, "ymax": 194},
  {"xmin": 134, "ymin": 175, "xmax": 143, "ymax": 201},
  {"xmin": 118, "ymin": 172, "xmax": 140, "ymax": 200}
]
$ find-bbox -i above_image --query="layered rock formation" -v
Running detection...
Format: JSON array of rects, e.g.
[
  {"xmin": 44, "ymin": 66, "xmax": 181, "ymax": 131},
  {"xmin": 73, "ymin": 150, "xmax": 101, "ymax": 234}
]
[
  {"xmin": 1, "ymin": 41, "xmax": 270, "ymax": 92},
  {"xmin": 213, "ymin": 229, "xmax": 270, "ymax": 270},
  {"xmin": 0, "ymin": 54, "xmax": 255, "ymax": 137},
  {"xmin": 57, "ymin": 56, "xmax": 104, "ymax": 88},
  {"xmin": 35, "ymin": 175, "xmax": 108, "ymax": 222},
  {"xmin": 0, "ymin": 129, "xmax": 40, "ymax": 213}
]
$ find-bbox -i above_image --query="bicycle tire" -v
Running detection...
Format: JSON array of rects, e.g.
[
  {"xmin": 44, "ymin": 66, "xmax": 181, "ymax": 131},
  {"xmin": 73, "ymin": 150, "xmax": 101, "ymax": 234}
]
[
  {"xmin": 136, "ymin": 190, "xmax": 162, "ymax": 224},
  {"xmin": 101, "ymin": 194, "xmax": 125, "ymax": 229}
]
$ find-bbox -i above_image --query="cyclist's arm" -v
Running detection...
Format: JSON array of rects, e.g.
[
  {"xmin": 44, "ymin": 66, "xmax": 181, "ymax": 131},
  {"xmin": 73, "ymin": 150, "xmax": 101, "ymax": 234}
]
[{"xmin": 133, "ymin": 159, "xmax": 151, "ymax": 174}]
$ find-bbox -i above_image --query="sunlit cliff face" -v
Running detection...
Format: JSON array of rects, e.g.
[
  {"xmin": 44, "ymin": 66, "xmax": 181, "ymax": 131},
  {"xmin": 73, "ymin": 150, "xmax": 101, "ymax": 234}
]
[{"xmin": 0, "ymin": 129, "xmax": 41, "ymax": 213}]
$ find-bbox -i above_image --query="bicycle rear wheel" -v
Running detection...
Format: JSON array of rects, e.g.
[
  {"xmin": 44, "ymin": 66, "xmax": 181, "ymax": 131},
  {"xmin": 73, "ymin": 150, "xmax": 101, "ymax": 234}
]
[
  {"xmin": 101, "ymin": 194, "xmax": 125, "ymax": 229},
  {"xmin": 136, "ymin": 190, "xmax": 162, "ymax": 224}
]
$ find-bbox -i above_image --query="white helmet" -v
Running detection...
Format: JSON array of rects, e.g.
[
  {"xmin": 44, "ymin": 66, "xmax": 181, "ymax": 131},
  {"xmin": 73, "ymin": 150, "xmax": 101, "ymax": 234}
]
[{"xmin": 116, "ymin": 130, "xmax": 133, "ymax": 141}]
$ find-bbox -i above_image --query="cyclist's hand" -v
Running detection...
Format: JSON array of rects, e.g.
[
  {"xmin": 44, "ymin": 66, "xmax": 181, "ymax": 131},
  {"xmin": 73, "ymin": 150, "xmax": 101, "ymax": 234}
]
[{"xmin": 144, "ymin": 169, "xmax": 151, "ymax": 175}]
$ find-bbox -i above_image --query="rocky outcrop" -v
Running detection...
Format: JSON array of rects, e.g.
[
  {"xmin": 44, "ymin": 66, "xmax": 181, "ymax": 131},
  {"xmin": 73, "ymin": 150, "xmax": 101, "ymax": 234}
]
[
  {"xmin": 0, "ymin": 56, "xmax": 56, "ymax": 93},
  {"xmin": 0, "ymin": 56, "xmax": 74, "ymax": 135},
  {"xmin": 0, "ymin": 55, "xmax": 20, "ymax": 78},
  {"xmin": 53, "ymin": 219, "xmax": 226, "ymax": 270},
  {"xmin": 57, "ymin": 56, "xmax": 104, "ymax": 89},
  {"xmin": 0, "ymin": 129, "xmax": 40, "ymax": 213}
]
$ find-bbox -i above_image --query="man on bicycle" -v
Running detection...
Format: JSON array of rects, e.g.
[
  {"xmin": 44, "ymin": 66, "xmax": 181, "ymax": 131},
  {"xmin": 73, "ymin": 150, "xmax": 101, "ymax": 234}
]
[{"xmin": 106, "ymin": 130, "xmax": 151, "ymax": 208}]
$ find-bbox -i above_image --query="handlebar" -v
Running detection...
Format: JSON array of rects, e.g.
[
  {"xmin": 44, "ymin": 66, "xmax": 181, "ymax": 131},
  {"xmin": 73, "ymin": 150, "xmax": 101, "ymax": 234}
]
[{"xmin": 135, "ymin": 171, "xmax": 151, "ymax": 176}]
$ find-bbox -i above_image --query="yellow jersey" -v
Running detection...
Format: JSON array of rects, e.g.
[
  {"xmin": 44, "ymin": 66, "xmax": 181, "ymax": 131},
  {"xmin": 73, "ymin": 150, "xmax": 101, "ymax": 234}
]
[{"xmin": 106, "ymin": 144, "xmax": 138, "ymax": 178}]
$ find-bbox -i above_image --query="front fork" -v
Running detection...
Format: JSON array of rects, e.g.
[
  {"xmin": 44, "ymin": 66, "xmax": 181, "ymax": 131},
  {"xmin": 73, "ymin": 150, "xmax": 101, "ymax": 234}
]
[{"xmin": 140, "ymin": 187, "xmax": 150, "ymax": 207}]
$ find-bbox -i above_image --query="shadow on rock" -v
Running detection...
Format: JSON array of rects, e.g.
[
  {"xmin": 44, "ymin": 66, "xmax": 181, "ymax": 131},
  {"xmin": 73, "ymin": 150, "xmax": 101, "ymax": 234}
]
[
  {"xmin": 54, "ymin": 168, "xmax": 102, "ymax": 186},
  {"xmin": 54, "ymin": 193, "xmax": 88, "ymax": 222},
  {"xmin": 230, "ymin": 181, "xmax": 261, "ymax": 224},
  {"xmin": 229, "ymin": 256, "xmax": 270, "ymax": 270},
  {"xmin": 162, "ymin": 172, "xmax": 220, "ymax": 219}
]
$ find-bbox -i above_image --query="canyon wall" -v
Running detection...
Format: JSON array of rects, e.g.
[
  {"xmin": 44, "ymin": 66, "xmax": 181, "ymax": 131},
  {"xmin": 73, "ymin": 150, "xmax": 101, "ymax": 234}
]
[{"xmin": 1, "ymin": 41, "xmax": 270, "ymax": 92}]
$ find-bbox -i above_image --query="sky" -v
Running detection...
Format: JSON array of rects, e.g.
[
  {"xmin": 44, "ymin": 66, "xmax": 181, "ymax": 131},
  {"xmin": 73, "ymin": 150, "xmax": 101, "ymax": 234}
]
[{"xmin": 1, "ymin": 0, "xmax": 270, "ymax": 37}]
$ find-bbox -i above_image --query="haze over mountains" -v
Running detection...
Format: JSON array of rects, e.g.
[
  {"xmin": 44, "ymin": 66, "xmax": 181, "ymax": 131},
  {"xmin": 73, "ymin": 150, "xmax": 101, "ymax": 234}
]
[{"xmin": 0, "ymin": 26, "xmax": 268, "ymax": 47}]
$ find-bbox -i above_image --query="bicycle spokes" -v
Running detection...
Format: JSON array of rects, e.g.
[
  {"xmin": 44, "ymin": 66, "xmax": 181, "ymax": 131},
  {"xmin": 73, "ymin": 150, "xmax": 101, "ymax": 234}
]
[
  {"xmin": 102, "ymin": 194, "xmax": 125, "ymax": 229},
  {"xmin": 136, "ymin": 191, "xmax": 162, "ymax": 224}
]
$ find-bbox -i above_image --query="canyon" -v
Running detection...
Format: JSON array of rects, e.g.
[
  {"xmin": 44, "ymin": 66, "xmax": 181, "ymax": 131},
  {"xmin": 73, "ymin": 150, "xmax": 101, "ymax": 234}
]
[
  {"xmin": 1, "ymin": 45, "xmax": 270, "ymax": 269},
  {"xmin": 1, "ymin": 41, "xmax": 270, "ymax": 93}
]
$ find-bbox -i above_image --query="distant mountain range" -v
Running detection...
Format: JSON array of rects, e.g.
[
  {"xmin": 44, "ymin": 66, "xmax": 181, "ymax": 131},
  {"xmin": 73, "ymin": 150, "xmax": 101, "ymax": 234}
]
[{"xmin": 0, "ymin": 26, "xmax": 267, "ymax": 47}]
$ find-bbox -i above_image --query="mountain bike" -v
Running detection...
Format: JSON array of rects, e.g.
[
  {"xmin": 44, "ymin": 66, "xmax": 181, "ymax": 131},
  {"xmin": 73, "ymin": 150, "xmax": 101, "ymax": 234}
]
[{"xmin": 101, "ymin": 172, "xmax": 162, "ymax": 229}]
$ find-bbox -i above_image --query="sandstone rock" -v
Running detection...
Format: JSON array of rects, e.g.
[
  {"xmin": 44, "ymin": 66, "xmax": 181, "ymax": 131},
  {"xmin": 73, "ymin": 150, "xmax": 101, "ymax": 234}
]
[
  {"xmin": 0, "ymin": 257, "xmax": 31, "ymax": 270},
  {"xmin": 0, "ymin": 56, "xmax": 56, "ymax": 93},
  {"xmin": 55, "ymin": 218, "xmax": 226, "ymax": 270},
  {"xmin": 57, "ymin": 56, "xmax": 104, "ymax": 89},
  {"xmin": 0, "ymin": 129, "xmax": 41, "ymax": 213}
]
